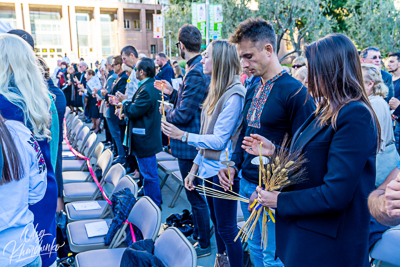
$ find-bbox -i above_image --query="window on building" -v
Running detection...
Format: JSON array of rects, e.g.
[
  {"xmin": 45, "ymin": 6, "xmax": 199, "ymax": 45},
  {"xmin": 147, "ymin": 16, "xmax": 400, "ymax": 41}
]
[
  {"xmin": 146, "ymin": 20, "xmax": 152, "ymax": 30},
  {"xmin": 124, "ymin": 19, "xmax": 130, "ymax": 29},
  {"xmin": 151, "ymin": 45, "xmax": 156, "ymax": 54},
  {"xmin": 0, "ymin": 6, "xmax": 17, "ymax": 28},
  {"xmin": 101, "ymin": 13, "xmax": 115, "ymax": 57},
  {"xmin": 133, "ymin": 20, "xmax": 140, "ymax": 30}
]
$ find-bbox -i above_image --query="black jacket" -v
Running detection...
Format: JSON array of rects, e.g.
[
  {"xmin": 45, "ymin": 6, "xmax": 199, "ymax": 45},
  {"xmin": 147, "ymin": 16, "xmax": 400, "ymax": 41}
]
[
  {"xmin": 107, "ymin": 72, "xmax": 129, "ymax": 124},
  {"xmin": 122, "ymin": 78, "xmax": 162, "ymax": 158},
  {"xmin": 382, "ymin": 70, "xmax": 394, "ymax": 102},
  {"xmin": 275, "ymin": 101, "xmax": 377, "ymax": 267}
]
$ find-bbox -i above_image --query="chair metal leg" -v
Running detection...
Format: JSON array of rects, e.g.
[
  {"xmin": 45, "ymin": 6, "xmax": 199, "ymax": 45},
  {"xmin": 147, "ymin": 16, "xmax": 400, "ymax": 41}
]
[
  {"xmin": 160, "ymin": 173, "xmax": 170, "ymax": 189},
  {"xmin": 169, "ymin": 185, "xmax": 184, "ymax": 208}
]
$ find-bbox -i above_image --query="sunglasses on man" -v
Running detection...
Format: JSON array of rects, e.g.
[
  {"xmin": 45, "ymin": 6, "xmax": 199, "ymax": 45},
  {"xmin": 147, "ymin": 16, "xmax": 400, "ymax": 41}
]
[
  {"xmin": 292, "ymin": 64, "xmax": 305, "ymax": 69},
  {"xmin": 367, "ymin": 55, "xmax": 383, "ymax": 60}
]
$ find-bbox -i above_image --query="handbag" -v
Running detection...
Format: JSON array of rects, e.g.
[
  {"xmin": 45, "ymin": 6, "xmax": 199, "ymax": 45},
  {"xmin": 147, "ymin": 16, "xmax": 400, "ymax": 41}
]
[{"xmin": 376, "ymin": 140, "xmax": 400, "ymax": 187}]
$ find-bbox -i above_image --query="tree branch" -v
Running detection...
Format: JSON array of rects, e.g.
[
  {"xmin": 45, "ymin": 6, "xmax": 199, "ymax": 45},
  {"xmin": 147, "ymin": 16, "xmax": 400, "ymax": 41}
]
[{"xmin": 279, "ymin": 50, "xmax": 301, "ymax": 63}]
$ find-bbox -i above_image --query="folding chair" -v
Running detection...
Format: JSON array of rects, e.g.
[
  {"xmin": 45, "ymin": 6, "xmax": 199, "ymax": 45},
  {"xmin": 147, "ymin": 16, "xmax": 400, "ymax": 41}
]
[
  {"xmin": 62, "ymin": 121, "xmax": 84, "ymax": 154},
  {"xmin": 370, "ymin": 225, "xmax": 400, "ymax": 266},
  {"xmin": 168, "ymin": 171, "xmax": 185, "ymax": 208},
  {"xmin": 63, "ymin": 149, "xmax": 116, "ymax": 202},
  {"xmin": 65, "ymin": 175, "xmax": 138, "ymax": 222},
  {"xmin": 62, "ymin": 133, "xmax": 99, "ymax": 172},
  {"xmin": 75, "ymin": 227, "xmax": 196, "ymax": 267},
  {"xmin": 158, "ymin": 160, "xmax": 180, "ymax": 189},
  {"xmin": 67, "ymin": 196, "xmax": 161, "ymax": 253},
  {"xmin": 64, "ymin": 107, "xmax": 71, "ymax": 119},
  {"xmin": 156, "ymin": 151, "xmax": 177, "ymax": 162}
]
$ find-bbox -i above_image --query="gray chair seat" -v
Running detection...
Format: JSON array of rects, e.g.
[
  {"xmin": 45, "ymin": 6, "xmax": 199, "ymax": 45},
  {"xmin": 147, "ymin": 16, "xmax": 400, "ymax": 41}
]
[
  {"xmin": 63, "ymin": 171, "xmax": 90, "ymax": 184},
  {"xmin": 156, "ymin": 151, "xmax": 176, "ymax": 162},
  {"xmin": 64, "ymin": 182, "xmax": 98, "ymax": 203},
  {"xmin": 76, "ymin": 248, "xmax": 126, "ymax": 267},
  {"xmin": 370, "ymin": 225, "xmax": 400, "ymax": 266},
  {"xmin": 67, "ymin": 219, "xmax": 112, "ymax": 253},
  {"xmin": 65, "ymin": 200, "xmax": 108, "ymax": 222},
  {"xmin": 62, "ymin": 160, "xmax": 85, "ymax": 172},
  {"xmin": 158, "ymin": 161, "xmax": 180, "ymax": 189},
  {"xmin": 62, "ymin": 143, "xmax": 69, "ymax": 151}
]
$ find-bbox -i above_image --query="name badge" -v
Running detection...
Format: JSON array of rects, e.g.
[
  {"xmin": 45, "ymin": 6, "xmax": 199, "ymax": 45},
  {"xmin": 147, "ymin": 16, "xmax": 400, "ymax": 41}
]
[{"xmin": 132, "ymin": 128, "xmax": 146, "ymax": 135}]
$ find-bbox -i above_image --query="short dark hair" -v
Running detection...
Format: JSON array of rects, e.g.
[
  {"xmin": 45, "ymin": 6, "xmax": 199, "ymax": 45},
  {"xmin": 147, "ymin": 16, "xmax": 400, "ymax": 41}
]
[
  {"xmin": 157, "ymin": 53, "xmax": 167, "ymax": 59},
  {"xmin": 229, "ymin": 18, "xmax": 277, "ymax": 53},
  {"xmin": 178, "ymin": 24, "xmax": 202, "ymax": 53},
  {"xmin": 388, "ymin": 52, "xmax": 400, "ymax": 61},
  {"xmin": 137, "ymin": 58, "xmax": 155, "ymax": 78},
  {"xmin": 112, "ymin": 55, "xmax": 123, "ymax": 66},
  {"xmin": 121, "ymin": 45, "xmax": 138, "ymax": 58},
  {"xmin": 8, "ymin": 29, "xmax": 34, "ymax": 50},
  {"xmin": 360, "ymin": 47, "xmax": 380, "ymax": 59},
  {"xmin": 87, "ymin": 69, "xmax": 96, "ymax": 76},
  {"xmin": 172, "ymin": 61, "xmax": 178, "ymax": 65},
  {"xmin": 60, "ymin": 61, "xmax": 69, "ymax": 68}
]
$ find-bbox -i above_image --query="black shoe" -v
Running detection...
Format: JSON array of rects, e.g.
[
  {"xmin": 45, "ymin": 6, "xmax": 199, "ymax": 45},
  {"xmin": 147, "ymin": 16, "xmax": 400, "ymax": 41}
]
[{"xmin": 112, "ymin": 156, "xmax": 126, "ymax": 165}]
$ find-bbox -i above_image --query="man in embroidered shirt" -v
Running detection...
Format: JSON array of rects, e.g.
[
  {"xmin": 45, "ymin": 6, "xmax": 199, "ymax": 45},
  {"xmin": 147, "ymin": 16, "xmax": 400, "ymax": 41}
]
[{"xmin": 218, "ymin": 18, "xmax": 315, "ymax": 267}]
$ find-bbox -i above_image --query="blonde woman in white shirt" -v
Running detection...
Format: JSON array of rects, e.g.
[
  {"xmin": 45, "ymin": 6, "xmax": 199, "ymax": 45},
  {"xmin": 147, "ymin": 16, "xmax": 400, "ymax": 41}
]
[{"xmin": 362, "ymin": 63, "xmax": 397, "ymax": 187}]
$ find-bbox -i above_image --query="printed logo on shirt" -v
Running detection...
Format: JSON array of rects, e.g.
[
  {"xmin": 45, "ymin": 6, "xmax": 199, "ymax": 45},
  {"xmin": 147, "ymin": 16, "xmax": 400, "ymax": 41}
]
[{"xmin": 27, "ymin": 135, "xmax": 46, "ymax": 174}]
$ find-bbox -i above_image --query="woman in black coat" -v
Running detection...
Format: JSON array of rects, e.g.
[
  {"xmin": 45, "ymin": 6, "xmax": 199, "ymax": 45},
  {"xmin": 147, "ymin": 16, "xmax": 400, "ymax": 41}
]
[{"xmin": 242, "ymin": 34, "xmax": 380, "ymax": 267}]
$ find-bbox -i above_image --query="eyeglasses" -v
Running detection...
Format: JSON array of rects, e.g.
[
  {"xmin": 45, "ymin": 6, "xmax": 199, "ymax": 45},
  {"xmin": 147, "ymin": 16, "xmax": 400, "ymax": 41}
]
[
  {"xmin": 175, "ymin": 42, "xmax": 180, "ymax": 49},
  {"xmin": 367, "ymin": 55, "xmax": 383, "ymax": 60},
  {"xmin": 292, "ymin": 64, "xmax": 305, "ymax": 69}
]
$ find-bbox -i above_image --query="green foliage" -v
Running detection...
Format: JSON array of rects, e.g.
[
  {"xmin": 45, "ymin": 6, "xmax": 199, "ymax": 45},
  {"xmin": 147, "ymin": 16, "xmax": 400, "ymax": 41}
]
[
  {"xmin": 255, "ymin": 0, "xmax": 336, "ymax": 59},
  {"xmin": 164, "ymin": 2, "xmax": 192, "ymax": 56},
  {"xmin": 344, "ymin": 0, "xmax": 400, "ymax": 55},
  {"xmin": 164, "ymin": 0, "xmax": 400, "ymax": 59}
]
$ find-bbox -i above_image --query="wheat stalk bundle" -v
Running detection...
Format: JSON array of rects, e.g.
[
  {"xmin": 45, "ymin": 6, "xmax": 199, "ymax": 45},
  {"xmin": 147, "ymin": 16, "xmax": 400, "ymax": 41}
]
[{"xmin": 235, "ymin": 136, "xmax": 307, "ymax": 247}]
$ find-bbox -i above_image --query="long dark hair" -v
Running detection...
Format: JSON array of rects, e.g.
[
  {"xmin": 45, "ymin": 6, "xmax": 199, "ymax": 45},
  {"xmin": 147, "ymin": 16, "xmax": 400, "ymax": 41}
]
[
  {"xmin": 0, "ymin": 114, "xmax": 23, "ymax": 184},
  {"xmin": 305, "ymin": 33, "xmax": 381, "ymax": 142}
]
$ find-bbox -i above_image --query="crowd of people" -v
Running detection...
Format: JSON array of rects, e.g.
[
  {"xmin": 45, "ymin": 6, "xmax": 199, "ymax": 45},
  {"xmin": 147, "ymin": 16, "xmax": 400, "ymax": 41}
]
[{"xmin": 1, "ymin": 16, "xmax": 400, "ymax": 267}]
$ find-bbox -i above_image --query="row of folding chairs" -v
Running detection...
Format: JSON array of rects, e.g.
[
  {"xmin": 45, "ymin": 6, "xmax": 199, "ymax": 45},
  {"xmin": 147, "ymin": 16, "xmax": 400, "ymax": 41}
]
[{"xmin": 62, "ymin": 108, "xmax": 197, "ymax": 267}]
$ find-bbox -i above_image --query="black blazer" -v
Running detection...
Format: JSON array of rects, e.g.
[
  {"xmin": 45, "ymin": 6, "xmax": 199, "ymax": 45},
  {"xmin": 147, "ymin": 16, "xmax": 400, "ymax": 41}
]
[
  {"xmin": 122, "ymin": 78, "xmax": 162, "ymax": 158},
  {"xmin": 275, "ymin": 101, "xmax": 377, "ymax": 267},
  {"xmin": 107, "ymin": 72, "xmax": 128, "ymax": 124}
]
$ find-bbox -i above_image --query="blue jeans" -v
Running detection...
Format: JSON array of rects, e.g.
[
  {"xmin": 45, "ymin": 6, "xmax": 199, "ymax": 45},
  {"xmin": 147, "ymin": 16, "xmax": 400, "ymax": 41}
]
[
  {"xmin": 24, "ymin": 256, "xmax": 42, "ymax": 267},
  {"xmin": 206, "ymin": 175, "xmax": 242, "ymax": 267},
  {"xmin": 240, "ymin": 178, "xmax": 283, "ymax": 267},
  {"xmin": 137, "ymin": 155, "xmax": 162, "ymax": 206},
  {"xmin": 107, "ymin": 117, "xmax": 126, "ymax": 157},
  {"xmin": 395, "ymin": 122, "xmax": 400, "ymax": 154},
  {"xmin": 178, "ymin": 159, "xmax": 210, "ymax": 248}
]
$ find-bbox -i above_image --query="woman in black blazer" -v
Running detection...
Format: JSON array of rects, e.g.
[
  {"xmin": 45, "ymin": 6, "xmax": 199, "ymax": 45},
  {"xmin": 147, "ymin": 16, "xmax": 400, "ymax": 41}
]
[{"xmin": 242, "ymin": 34, "xmax": 380, "ymax": 267}]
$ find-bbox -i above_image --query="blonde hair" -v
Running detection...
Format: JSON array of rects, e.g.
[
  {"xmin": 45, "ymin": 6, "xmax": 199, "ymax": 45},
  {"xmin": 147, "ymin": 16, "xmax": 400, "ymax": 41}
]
[
  {"xmin": 122, "ymin": 63, "xmax": 132, "ymax": 73},
  {"xmin": 361, "ymin": 63, "xmax": 388, "ymax": 98},
  {"xmin": 203, "ymin": 40, "xmax": 241, "ymax": 115},
  {"xmin": 293, "ymin": 66, "xmax": 308, "ymax": 85},
  {"xmin": 0, "ymin": 34, "xmax": 51, "ymax": 140},
  {"xmin": 292, "ymin": 56, "xmax": 307, "ymax": 66}
]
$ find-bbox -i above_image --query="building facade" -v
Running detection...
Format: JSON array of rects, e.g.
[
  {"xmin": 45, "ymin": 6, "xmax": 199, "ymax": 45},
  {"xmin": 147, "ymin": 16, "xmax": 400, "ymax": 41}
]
[{"xmin": 0, "ymin": 0, "xmax": 163, "ymax": 69}]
